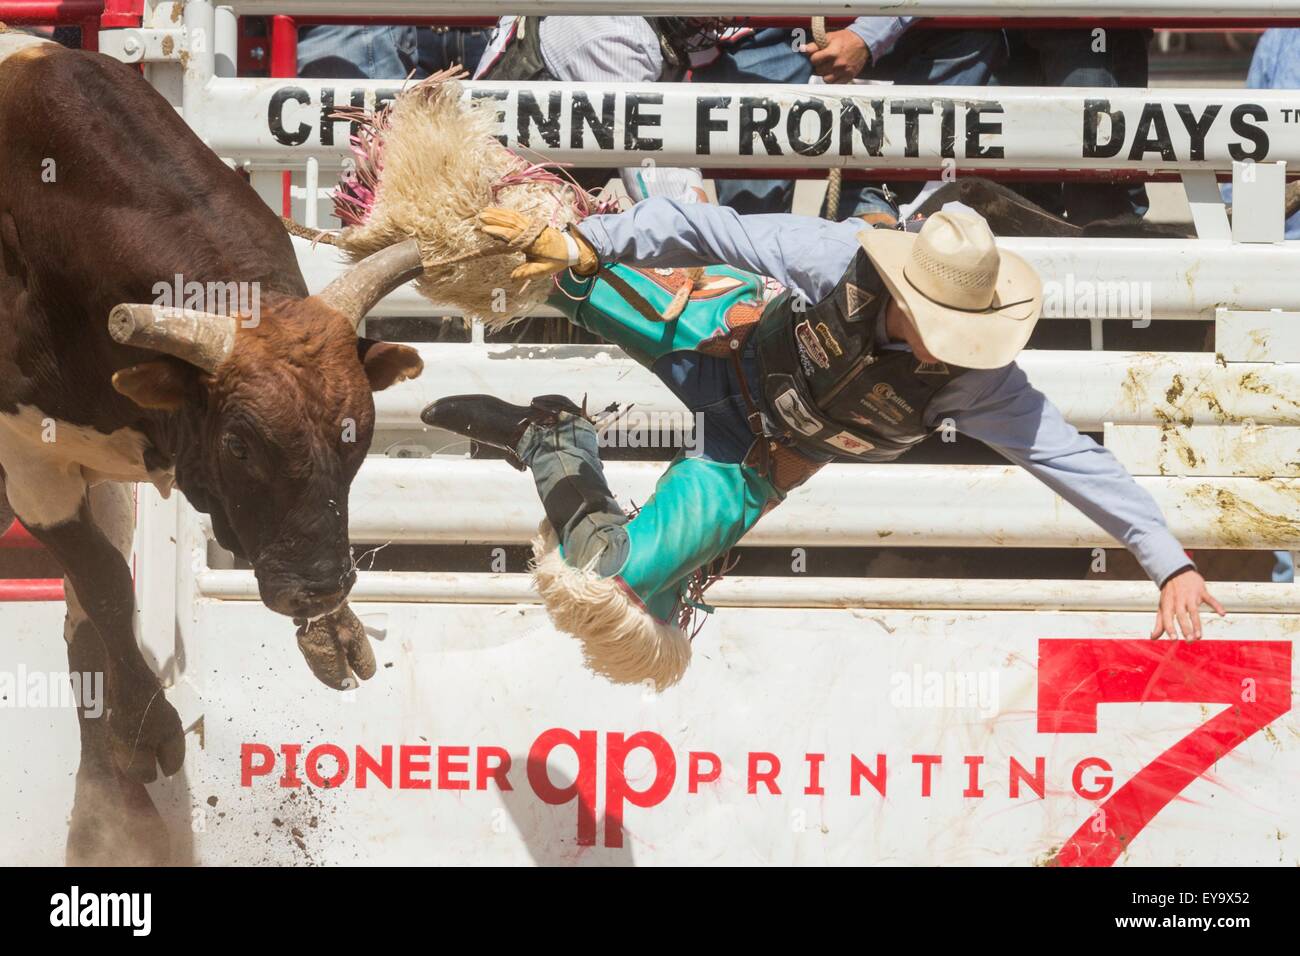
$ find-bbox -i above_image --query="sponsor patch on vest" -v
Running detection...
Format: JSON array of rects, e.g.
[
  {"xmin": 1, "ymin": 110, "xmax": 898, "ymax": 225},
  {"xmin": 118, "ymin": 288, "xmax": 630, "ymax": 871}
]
[
  {"xmin": 872, "ymin": 382, "xmax": 915, "ymax": 414},
  {"xmin": 844, "ymin": 283, "xmax": 876, "ymax": 320},
  {"xmin": 795, "ymin": 320, "xmax": 830, "ymax": 369},
  {"xmin": 860, "ymin": 381, "xmax": 913, "ymax": 425},
  {"xmin": 815, "ymin": 322, "xmax": 843, "ymax": 357},
  {"xmin": 915, "ymin": 360, "xmax": 950, "ymax": 375},
  {"xmin": 772, "ymin": 388, "xmax": 823, "ymax": 437},
  {"xmin": 825, "ymin": 431, "xmax": 875, "ymax": 455},
  {"xmin": 847, "ymin": 411, "xmax": 878, "ymax": 428}
]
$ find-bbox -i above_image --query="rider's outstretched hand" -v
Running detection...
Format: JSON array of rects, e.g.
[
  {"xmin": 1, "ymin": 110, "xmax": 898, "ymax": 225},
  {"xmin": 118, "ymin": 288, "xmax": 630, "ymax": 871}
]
[{"xmin": 1152, "ymin": 568, "xmax": 1226, "ymax": 640}]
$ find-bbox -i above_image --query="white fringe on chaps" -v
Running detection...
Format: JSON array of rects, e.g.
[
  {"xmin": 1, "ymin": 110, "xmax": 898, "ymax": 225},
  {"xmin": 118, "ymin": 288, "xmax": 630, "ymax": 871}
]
[{"xmin": 530, "ymin": 522, "xmax": 691, "ymax": 692}]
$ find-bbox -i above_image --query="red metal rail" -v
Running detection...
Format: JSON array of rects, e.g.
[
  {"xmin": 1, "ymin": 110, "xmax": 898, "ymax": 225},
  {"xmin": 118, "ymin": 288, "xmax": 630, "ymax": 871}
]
[
  {"xmin": 0, "ymin": 522, "xmax": 63, "ymax": 602},
  {"xmin": 0, "ymin": 580, "xmax": 64, "ymax": 601},
  {"xmin": 0, "ymin": 0, "xmax": 102, "ymax": 49},
  {"xmin": 271, "ymin": 13, "xmax": 297, "ymax": 216}
]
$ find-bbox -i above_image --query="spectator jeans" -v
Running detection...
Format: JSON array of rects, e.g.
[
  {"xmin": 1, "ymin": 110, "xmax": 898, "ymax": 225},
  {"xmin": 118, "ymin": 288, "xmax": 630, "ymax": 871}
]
[{"xmin": 297, "ymin": 25, "xmax": 491, "ymax": 79}]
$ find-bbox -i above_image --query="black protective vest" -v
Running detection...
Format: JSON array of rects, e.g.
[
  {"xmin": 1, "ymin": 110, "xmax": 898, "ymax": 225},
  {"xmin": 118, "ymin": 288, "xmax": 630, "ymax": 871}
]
[
  {"xmin": 478, "ymin": 17, "xmax": 690, "ymax": 83},
  {"xmin": 756, "ymin": 247, "xmax": 971, "ymax": 462}
]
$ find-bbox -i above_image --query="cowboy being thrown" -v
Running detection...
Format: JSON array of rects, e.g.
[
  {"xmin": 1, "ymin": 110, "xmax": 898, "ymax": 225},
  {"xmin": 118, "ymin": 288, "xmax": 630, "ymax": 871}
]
[{"xmin": 422, "ymin": 199, "xmax": 1224, "ymax": 690}]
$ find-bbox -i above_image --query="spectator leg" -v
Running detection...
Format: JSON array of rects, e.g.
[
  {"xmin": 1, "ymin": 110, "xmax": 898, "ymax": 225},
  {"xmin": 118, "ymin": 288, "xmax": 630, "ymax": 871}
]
[
  {"xmin": 694, "ymin": 29, "xmax": 810, "ymax": 214},
  {"xmin": 1026, "ymin": 29, "xmax": 1152, "ymax": 223},
  {"xmin": 417, "ymin": 26, "xmax": 494, "ymax": 76},
  {"xmin": 297, "ymin": 25, "xmax": 418, "ymax": 79}
]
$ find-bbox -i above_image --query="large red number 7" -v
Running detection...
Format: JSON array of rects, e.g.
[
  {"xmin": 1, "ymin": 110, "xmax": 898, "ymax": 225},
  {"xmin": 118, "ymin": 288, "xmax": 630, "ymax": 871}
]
[{"xmin": 1038, "ymin": 639, "xmax": 1292, "ymax": 867}]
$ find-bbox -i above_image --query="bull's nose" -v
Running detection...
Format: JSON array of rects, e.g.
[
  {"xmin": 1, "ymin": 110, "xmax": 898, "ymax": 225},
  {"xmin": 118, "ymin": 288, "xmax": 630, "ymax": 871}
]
[
  {"xmin": 287, "ymin": 590, "xmax": 347, "ymax": 619},
  {"xmin": 302, "ymin": 568, "xmax": 356, "ymax": 597}
]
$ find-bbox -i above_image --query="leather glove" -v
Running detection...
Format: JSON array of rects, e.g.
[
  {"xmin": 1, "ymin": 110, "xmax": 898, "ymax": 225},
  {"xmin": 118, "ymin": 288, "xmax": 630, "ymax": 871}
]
[{"xmin": 477, "ymin": 207, "xmax": 599, "ymax": 280}]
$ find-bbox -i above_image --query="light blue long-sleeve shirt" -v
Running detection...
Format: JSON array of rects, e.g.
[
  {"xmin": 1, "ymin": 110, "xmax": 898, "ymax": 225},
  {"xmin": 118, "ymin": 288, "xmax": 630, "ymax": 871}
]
[
  {"xmin": 846, "ymin": 17, "xmax": 916, "ymax": 63},
  {"xmin": 576, "ymin": 197, "xmax": 1193, "ymax": 585}
]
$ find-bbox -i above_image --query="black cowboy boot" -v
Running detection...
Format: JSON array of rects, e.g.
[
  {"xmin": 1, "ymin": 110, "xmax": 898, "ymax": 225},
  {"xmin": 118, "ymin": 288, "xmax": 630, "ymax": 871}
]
[{"xmin": 421, "ymin": 394, "xmax": 585, "ymax": 470}]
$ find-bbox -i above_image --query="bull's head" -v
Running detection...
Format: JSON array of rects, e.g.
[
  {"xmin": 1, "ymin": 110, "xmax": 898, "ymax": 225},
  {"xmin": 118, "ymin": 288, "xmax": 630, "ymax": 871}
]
[{"xmin": 106, "ymin": 240, "xmax": 425, "ymax": 619}]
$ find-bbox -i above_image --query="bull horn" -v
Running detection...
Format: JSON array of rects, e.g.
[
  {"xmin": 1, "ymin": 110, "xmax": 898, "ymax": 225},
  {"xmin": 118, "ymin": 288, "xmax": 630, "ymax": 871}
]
[
  {"xmin": 108, "ymin": 304, "xmax": 238, "ymax": 373},
  {"xmin": 317, "ymin": 238, "xmax": 425, "ymax": 329}
]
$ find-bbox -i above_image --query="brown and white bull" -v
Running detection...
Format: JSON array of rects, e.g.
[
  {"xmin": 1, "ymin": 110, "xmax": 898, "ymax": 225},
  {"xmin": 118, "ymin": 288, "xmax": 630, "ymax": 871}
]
[{"xmin": 0, "ymin": 31, "xmax": 425, "ymax": 863}]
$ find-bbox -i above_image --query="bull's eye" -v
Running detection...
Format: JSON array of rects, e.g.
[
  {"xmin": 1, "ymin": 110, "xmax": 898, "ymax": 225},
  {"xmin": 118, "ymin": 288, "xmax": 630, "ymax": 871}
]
[{"xmin": 224, "ymin": 433, "xmax": 249, "ymax": 460}]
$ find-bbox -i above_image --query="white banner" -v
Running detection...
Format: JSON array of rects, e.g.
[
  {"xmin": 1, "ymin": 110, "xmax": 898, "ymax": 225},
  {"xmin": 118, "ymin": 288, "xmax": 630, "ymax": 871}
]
[
  {"xmin": 201, "ymin": 80, "xmax": 1300, "ymax": 171},
  {"xmin": 5, "ymin": 602, "xmax": 1294, "ymax": 866}
]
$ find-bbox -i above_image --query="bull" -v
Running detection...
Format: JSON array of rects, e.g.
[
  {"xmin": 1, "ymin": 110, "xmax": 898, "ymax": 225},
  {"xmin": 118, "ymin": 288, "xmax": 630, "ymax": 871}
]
[{"xmin": 0, "ymin": 32, "xmax": 425, "ymax": 863}]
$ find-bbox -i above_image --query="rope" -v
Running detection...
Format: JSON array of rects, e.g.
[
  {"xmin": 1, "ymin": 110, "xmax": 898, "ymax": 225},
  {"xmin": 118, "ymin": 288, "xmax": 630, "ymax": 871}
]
[
  {"xmin": 811, "ymin": 16, "xmax": 841, "ymax": 221},
  {"xmin": 280, "ymin": 216, "xmax": 340, "ymax": 246}
]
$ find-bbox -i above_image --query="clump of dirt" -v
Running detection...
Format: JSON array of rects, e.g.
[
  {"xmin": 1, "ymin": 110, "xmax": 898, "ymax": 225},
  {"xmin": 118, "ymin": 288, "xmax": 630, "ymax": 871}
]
[
  {"xmin": 261, "ymin": 789, "xmax": 337, "ymax": 865},
  {"xmin": 1033, "ymin": 845, "xmax": 1062, "ymax": 867}
]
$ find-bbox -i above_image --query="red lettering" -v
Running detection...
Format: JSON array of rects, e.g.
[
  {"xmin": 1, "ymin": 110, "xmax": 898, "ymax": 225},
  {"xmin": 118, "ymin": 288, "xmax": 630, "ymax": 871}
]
[
  {"xmin": 1039, "ymin": 639, "xmax": 1290, "ymax": 866},
  {"xmin": 605, "ymin": 731, "xmax": 676, "ymax": 848},
  {"xmin": 850, "ymin": 754, "xmax": 886, "ymax": 797},
  {"xmin": 305, "ymin": 744, "xmax": 349, "ymax": 789},
  {"xmin": 240, "ymin": 743, "xmax": 275, "ymax": 786},
  {"xmin": 528, "ymin": 728, "xmax": 598, "ymax": 846},
  {"xmin": 356, "ymin": 745, "xmax": 393, "ymax": 789},
  {"xmin": 804, "ymin": 753, "xmax": 825, "ymax": 796},
  {"xmin": 438, "ymin": 746, "xmax": 470, "ymax": 790},
  {"xmin": 1009, "ymin": 756, "xmax": 1045, "ymax": 799},
  {"xmin": 748, "ymin": 752, "xmax": 781, "ymax": 795},
  {"xmin": 688, "ymin": 751, "xmax": 721, "ymax": 792},
  {"xmin": 1072, "ymin": 757, "xmax": 1113, "ymax": 800},
  {"xmin": 280, "ymin": 744, "xmax": 303, "ymax": 788},
  {"xmin": 913, "ymin": 754, "xmax": 941, "ymax": 797},
  {"xmin": 400, "ymin": 745, "xmax": 432, "ymax": 790},
  {"xmin": 962, "ymin": 755, "xmax": 984, "ymax": 798},
  {"xmin": 476, "ymin": 747, "xmax": 512, "ymax": 791}
]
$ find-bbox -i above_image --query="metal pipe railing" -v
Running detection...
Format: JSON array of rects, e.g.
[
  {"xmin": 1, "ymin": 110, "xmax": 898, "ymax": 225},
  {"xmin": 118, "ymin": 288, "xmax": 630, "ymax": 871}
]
[{"xmin": 195, "ymin": 568, "xmax": 1300, "ymax": 612}]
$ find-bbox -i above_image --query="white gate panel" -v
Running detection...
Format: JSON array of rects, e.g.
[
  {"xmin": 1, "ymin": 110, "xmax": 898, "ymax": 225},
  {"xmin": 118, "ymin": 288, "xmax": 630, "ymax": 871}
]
[
  {"xmin": 173, "ymin": 600, "xmax": 1298, "ymax": 866},
  {"xmin": 3, "ymin": 600, "xmax": 1294, "ymax": 865}
]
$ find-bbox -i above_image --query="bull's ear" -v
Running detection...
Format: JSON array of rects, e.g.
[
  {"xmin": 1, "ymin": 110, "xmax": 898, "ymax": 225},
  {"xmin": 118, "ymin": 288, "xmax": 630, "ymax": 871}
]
[
  {"xmin": 112, "ymin": 360, "xmax": 192, "ymax": 410},
  {"xmin": 357, "ymin": 339, "xmax": 423, "ymax": 392}
]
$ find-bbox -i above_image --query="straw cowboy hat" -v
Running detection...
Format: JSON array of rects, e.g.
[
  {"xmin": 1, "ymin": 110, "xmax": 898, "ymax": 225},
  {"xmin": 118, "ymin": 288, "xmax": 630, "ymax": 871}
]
[{"xmin": 859, "ymin": 211, "xmax": 1043, "ymax": 369}]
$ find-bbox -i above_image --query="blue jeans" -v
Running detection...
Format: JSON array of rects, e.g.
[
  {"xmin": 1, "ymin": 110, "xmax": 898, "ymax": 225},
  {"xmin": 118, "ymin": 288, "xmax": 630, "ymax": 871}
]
[
  {"xmin": 695, "ymin": 28, "xmax": 1004, "ymax": 219},
  {"xmin": 297, "ymin": 25, "xmax": 491, "ymax": 79},
  {"xmin": 652, "ymin": 348, "xmax": 761, "ymax": 465}
]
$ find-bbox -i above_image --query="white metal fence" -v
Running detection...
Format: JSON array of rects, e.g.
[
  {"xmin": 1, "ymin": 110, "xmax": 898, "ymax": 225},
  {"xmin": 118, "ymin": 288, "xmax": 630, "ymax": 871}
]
[{"xmin": 103, "ymin": 0, "xmax": 1300, "ymax": 616}]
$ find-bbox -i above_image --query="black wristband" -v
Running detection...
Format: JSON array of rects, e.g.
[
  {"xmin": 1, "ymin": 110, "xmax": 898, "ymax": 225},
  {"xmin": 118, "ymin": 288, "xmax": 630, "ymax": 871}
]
[{"xmin": 1159, "ymin": 563, "xmax": 1197, "ymax": 588}]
